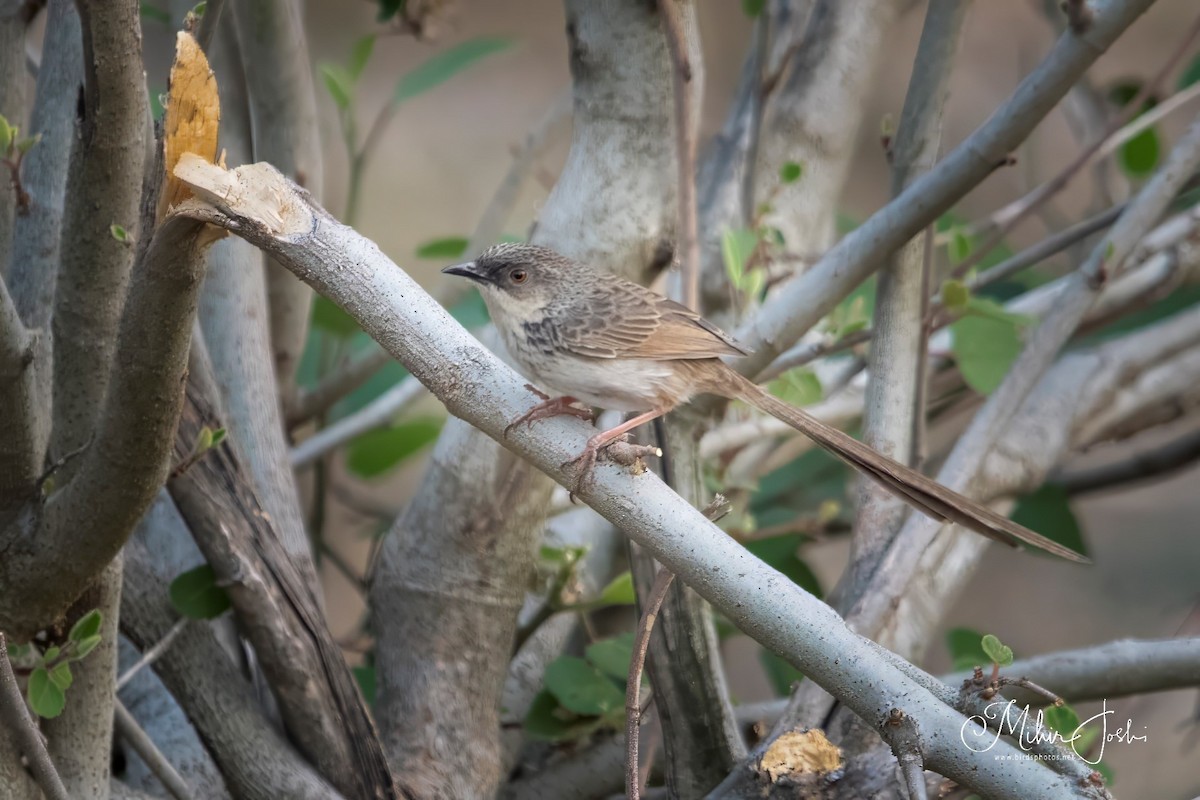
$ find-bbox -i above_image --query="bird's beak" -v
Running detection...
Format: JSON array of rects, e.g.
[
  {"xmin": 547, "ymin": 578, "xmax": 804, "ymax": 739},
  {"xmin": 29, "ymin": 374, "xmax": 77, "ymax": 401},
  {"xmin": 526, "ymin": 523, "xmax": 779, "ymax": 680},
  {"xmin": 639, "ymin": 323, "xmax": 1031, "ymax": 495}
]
[{"xmin": 441, "ymin": 261, "xmax": 489, "ymax": 284}]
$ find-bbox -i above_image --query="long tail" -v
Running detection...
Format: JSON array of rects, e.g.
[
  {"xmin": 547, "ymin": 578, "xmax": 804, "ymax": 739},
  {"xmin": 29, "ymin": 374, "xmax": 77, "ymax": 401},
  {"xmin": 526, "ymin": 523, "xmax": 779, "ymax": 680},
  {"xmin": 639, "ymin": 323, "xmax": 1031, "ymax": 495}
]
[{"xmin": 718, "ymin": 366, "xmax": 1089, "ymax": 563}]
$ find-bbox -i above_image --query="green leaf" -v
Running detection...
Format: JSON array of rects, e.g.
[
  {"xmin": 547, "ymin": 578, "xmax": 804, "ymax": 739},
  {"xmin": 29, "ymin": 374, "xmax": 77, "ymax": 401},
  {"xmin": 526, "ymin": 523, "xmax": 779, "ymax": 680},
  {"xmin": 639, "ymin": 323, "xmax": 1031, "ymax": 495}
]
[
  {"xmin": 72, "ymin": 636, "xmax": 101, "ymax": 661},
  {"xmin": 538, "ymin": 544, "xmax": 586, "ymax": 567},
  {"xmin": 48, "ymin": 662, "xmax": 73, "ymax": 692},
  {"xmin": 1010, "ymin": 484, "xmax": 1088, "ymax": 559},
  {"xmin": 195, "ymin": 426, "xmax": 214, "ymax": 452},
  {"xmin": 596, "ymin": 571, "xmax": 635, "ymax": 606},
  {"xmin": 951, "ymin": 314, "xmax": 1024, "ymax": 394},
  {"xmin": 352, "ymin": 665, "xmax": 376, "ymax": 706},
  {"xmin": 721, "ymin": 227, "xmax": 758, "ymax": 287},
  {"xmin": 311, "ymin": 295, "xmax": 360, "ymax": 338},
  {"xmin": 585, "ymin": 632, "xmax": 635, "ymax": 681},
  {"xmin": 962, "ymin": 296, "xmax": 1034, "ymax": 328},
  {"xmin": 393, "ymin": 38, "xmax": 513, "ymax": 105},
  {"xmin": 6, "ymin": 642, "xmax": 31, "ymax": 661},
  {"xmin": 69, "ymin": 610, "xmax": 103, "ymax": 643},
  {"xmin": 139, "ymin": 3, "xmax": 171, "ymax": 25},
  {"xmin": 169, "ymin": 564, "xmax": 232, "ymax": 620},
  {"xmin": 945, "ymin": 627, "xmax": 989, "ymax": 671},
  {"xmin": 779, "ymin": 161, "xmax": 803, "ymax": 184},
  {"xmin": 349, "ymin": 35, "xmax": 377, "ymax": 80},
  {"xmin": 346, "ymin": 418, "xmax": 442, "ymax": 478},
  {"xmin": 949, "ymin": 227, "xmax": 973, "ymax": 263},
  {"xmin": 41, "ymin": 646, "xmax": 60, "ymax": 663},
  {"xmin": 742, "ymin": 0, "xmax": 766, "ymax": 17},
  {"xmin": 0, "ymin": 114, "xmax": 11, "ymax": 151},
  {"xmin": 523, "ymin": 689, "xmax": 602, "ymax": 741},
  {"xmin": 941, "ymin": 279, "xmax": 971, "ymax": 312},
  {"xmin": 768, "ymin": 368, "xmax": 822, "ymax": 407},
  {"xmin": 376, "ymin": 0, "xmax": 404, "ymax": 23},
  {"xmin": 27, "ymin": 667, "xmax": 66, "ymax": 719},
  {"xmin": 543, "ymin": 656, "xmax": 624, "ymax": 716},
  {"xmin": 1118, "ymin": 126, "xmax": 1160, "ymax": 179},
  {"xmin": 1042, "ymin": 704, "xmax": 1080, "ymax": 737},
  {"xmin": 760, "ymin": 649, "xmax": 804, "ymax": 695},
  {"xmin": 319, "ymin": 63, "xmax": 354, "ymax": 110},
  {"xmin": 415, "ymin": 236, "xmax": 469, "ymax": 259},
  {"xmin": 980, "ymin": 634, "xmax": 1014, "ymax": 667},
  {"xmin": 15, "ymin": 133, "xmax": 41, "ymax": 156},
  {"xmin": 749, "ymin": 449, "xmax": 849, "ymax": 531},
  {"xmin": 110, "ymin": 224, "xmax": 129, "ymax": 243},
  {"xmin": 209, "ymin": 427, "xmax": 227, "ymax": 447},
  {"xmin": 1179, "ymin": 52, "xmax": 1200, "ymax": 90},
  {"xmin": 191, "ymin": 1, "xmax": 207, "ymax": 17}
]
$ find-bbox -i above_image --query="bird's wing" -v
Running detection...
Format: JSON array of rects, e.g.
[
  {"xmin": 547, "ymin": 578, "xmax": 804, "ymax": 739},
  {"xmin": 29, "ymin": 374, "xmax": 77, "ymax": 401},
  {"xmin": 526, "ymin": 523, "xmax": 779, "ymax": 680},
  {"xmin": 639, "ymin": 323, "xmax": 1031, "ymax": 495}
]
[{"xmin": 556, "ymin": 278, "xmax": 750, "ymax": 361}]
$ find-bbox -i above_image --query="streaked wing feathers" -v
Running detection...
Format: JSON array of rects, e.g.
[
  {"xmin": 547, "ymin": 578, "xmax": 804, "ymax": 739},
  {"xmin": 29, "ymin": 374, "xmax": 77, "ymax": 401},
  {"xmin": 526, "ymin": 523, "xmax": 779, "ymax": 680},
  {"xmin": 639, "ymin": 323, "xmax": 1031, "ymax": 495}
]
[{"xmin": 558, "ymin": 278, "xmax": 750, "ymax": 360}]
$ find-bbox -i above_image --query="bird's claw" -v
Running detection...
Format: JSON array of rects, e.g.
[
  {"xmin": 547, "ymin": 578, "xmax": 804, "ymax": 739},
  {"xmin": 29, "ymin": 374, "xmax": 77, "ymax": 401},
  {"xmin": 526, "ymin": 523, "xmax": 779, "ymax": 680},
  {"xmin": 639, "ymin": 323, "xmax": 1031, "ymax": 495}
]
[{"xmin": 504, "ymin": 392, "xmax": 595, "ymax": 439}]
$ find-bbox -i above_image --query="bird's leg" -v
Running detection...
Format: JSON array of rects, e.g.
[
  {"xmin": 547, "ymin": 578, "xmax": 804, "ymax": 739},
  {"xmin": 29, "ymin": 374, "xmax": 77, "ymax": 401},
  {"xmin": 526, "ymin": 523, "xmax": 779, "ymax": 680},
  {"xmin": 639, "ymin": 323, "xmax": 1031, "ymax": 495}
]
[
  {"xmin": 563, "ymin": 408, "xmax": 668, "ymax": 493},
  {"xmin": 504, "ymin": 384, "xmax": 594, "ymax": 438}
]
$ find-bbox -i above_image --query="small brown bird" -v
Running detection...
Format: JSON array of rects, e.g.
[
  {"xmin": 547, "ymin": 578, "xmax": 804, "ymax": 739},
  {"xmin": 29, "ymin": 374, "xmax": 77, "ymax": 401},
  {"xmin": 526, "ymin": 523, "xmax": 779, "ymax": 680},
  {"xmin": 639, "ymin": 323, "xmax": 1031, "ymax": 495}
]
[{"xmin": 444, "ymin": 243, "xmax": 1088, "ymax": 563}]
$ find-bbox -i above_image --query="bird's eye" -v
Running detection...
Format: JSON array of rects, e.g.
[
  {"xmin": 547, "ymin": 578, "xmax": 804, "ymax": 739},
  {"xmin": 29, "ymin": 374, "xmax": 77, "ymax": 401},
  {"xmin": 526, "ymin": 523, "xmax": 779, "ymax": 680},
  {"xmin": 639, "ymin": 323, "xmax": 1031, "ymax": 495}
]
[{"xmin": 510, "ymin": 268, "xmax": 528, "ymax": 284}]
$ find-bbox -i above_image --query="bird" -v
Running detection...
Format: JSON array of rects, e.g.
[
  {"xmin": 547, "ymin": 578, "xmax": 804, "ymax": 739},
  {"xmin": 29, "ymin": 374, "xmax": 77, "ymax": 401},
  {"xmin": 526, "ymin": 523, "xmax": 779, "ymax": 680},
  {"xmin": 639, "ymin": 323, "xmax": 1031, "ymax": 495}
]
[{"xmin": 442, "ymin": 242, "xmax": 1089, "ymax": 563}]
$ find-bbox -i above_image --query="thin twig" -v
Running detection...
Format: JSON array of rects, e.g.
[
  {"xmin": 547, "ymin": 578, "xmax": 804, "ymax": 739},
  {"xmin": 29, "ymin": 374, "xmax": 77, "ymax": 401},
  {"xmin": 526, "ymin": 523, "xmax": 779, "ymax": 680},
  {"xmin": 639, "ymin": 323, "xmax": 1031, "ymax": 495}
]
[
  {"xmin": 0, "ymin": 632, "xmax": 70, "ymax": 800},
  {"xmin": 658, "ymin": 0, "xmax": 701, "ymax": 311},
  {"xmin": 953, "ymin": 13, "xmax": 1200, "ymax": 279},
  {"xmin": 1053, "ymin": 426, "xmax": 1200, "ymax": 495},
  {"xmin": 759, "ymin": 328, "xmax": 872, "ymax": 382},
  {"xmin": 116, "ymin": 618, "xmax": 189, "ymax": 691},
  {"xmin": 625, "ymin": 567, "xmax": 675, "ymax": 800},
  {"xmin": 113, "ymin": 699, "xmax": 196, "ymax": 800}
]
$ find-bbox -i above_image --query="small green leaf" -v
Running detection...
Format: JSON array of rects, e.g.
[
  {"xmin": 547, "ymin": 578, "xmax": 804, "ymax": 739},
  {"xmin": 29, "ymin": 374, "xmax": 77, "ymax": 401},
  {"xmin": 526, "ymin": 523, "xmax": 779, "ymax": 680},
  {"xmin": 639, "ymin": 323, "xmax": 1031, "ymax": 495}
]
[
  {"xmin": 596, "ymin": 571, "xmax": 635, "ymax": 606},
  {"xmin": 41, "ymin": 646, "xmax": 60, "ymax": 663},
  {"xmin": 393, "ymin": 38, "xmax": 513, "ymax": 105},
  {"xmin": 196, "ymin": 426, "xmax": 214, "ymax": 452},
  {"xmin": 190, "ymin": 1, "xmax": 206, "ymax": 18},
  {"xmin": 962, "ymin": 296, "xmax": 1034, "ymax": 328},
  {"xmin": 376, "ymin": 0, "xmax": 404, "ymax": 23},
  {"xmin": 27, "ymin": 668, "xmax": 66, "ymax": 719},
  {"xmin": 951, "ymin": 314, "xmax": 1024, "ymax": 394},
  {"xmin": 346, "ymin": 418, "xmax": 443, "ymax": 478},
  {"xmin": 169, "ymin": 564, "xmax": 232, "ymax": 620},
  {"xmin": 311, "ymin": 295, "xmax": 360, "ymax": 338},
  {"xmin": 523, "ymin": 689, "xmax": 602, "ymax": 741},
  {"xmin": 945, "ymin": 627, "xmax": 989, "ymax": 671},
  {"xmin": 209, "ymin": 427, "xmax": 227, "ymax": 447},
  {"xmin": 543, "ymin": 656, "xmax": 624, "ymax": 716},
  {"xmin": 721, "ymin": 227, "xmax": 758, "ymax": 287},
  {"xmin": 415, "ymin": 236, "xmax": 469, "ymax": 259},
  {"xmin": 16, "ymin": 133, "xmax": 41, "ymax": 156},
  {"xmin": 110, "ymin": 224, "xmax": 129, "ymax": 243},
  {"xmin": 6, "ymin": 642, "xmax": 31, "ymax": 661},
  {"xmin": 949, "ymin": 227, "xmax": 974, "ymax": 264},
  {"xmin": 1010, "ymin": 484, "xmax": 1088, "ymax": 559},
  {"xmin": 349, "ymin": 35, "xmax": 377, "ymax": 80},
  {"xmin": 0, "ymin": 114, "xmax": 12, "ymax": 151},
  {"xmin": 352, "ymin": 665, "xmax": 376, "ymax": 706},
  {"xmin": 538, "ymin": 544, "xmax": 586, "ymax": 567},
  {"xmin": 980, "ymin": 634, "xmax": 1014, "ymax": 667},
  {"xmin": 68, "ymin": 610, "xmax": 103, "ymax": 643},
  {"xmin": 1179, "ymin": 52, "xmax": 1200, "ymax": 90},
  {"xmin": 1042, "ymin": 704, "xmax": 1080, "ymax": 737},
  {"xmin": 742, "ymin": 0, "xmax": 766, "ymax": 17},
  {"xmin": 585, "ymin": 632, "xmax": 635, "ymax": 681},
  {"xmin": 72, "ymin": 636, "xmax": 101, "ymax": 661},
  {"xmin": 48, "ymin": 662, "xmax": 73, "ymax": 692},
  {"xmin": 1118, "ymin": 126, "xmax": 1160, "ymax": 179},
  {"xmin": 768, "ymin": 368, "xmax": 822, "ymax": 407},
  {"xmin": 941, "ymin": 279, "xmax": 971, "ymax": 312},
  {"xmin": 319, "ymin": 63, "xmax": 354, "ymax": 110},
  {"xmin": 779, "ymin": 161, "xmax": 803, "ymax": 184}
]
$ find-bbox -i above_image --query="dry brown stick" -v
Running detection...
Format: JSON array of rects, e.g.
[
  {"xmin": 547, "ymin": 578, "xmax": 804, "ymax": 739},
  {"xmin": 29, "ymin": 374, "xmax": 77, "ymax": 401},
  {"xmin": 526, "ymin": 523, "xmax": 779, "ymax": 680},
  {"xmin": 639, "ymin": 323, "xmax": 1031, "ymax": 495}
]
[
  {"xmin": 951, "ymin": 11, "xmax": 1200, "ymax": 280},
  {"xmin": 658, "ymin": 0, "xmax": 701, "ymax": 311},
  {"xmin": 625, "ymin": 567, "xmax": 676, "ymax": 800},
  {"xmin": 0, "ymin": 632, "xmax": 69, "ymax": 800}
]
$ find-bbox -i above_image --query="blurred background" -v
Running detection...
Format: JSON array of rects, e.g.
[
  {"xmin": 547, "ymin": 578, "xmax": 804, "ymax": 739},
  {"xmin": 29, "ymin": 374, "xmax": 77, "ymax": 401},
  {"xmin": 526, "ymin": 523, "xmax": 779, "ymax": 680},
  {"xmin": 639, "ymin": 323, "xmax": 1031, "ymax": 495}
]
[{"xmin": 141, "ymin": 1, "xmax": 1200, "ymax": 795}]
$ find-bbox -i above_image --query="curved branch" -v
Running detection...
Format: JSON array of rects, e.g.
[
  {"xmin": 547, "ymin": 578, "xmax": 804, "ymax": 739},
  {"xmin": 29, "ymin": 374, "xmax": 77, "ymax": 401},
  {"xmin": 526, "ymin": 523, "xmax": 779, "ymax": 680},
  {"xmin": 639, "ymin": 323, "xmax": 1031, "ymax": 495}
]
[{"xmin": 0, "ymin": 631, "xmax": 69, "ymax": 800}]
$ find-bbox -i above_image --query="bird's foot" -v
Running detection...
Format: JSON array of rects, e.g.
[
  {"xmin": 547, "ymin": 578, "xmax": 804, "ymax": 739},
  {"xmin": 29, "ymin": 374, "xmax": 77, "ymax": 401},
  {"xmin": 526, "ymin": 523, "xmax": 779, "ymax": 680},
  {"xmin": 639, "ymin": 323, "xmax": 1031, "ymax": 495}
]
[
  {"xmin": 503, "ymin": 387, "xmax": 594, "ymax": 438},
  {"xmin": 561, "ymin": 433, "xmax": 659, "ymax": 501}
]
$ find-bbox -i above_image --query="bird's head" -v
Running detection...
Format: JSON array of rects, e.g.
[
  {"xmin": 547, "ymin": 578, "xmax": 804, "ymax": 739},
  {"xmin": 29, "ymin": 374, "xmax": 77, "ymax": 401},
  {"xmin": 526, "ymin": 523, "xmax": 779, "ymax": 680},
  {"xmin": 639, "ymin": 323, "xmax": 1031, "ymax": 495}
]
[{"xmin": 442, "ymin": 243, "xmax": 576, "ymax": 314}]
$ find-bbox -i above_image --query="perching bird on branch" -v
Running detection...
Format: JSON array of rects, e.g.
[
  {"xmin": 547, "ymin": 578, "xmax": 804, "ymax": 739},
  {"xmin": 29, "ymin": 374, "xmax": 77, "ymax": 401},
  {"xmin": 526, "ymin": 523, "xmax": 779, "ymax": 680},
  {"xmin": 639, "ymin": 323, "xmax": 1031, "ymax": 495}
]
[{"xmin": 443, "ymin": 243, "xmax": 1088, "ymax": 563}]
